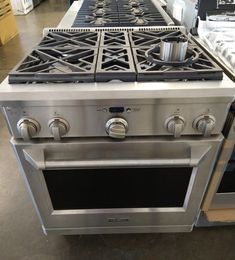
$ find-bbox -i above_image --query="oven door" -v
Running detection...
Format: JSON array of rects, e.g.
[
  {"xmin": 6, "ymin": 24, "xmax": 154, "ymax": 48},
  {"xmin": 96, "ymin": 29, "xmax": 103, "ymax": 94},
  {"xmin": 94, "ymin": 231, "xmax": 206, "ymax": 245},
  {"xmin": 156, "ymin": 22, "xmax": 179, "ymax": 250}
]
[{"xmin": 12, "ymin": 136, "xmax": 222, "ymax": 234}]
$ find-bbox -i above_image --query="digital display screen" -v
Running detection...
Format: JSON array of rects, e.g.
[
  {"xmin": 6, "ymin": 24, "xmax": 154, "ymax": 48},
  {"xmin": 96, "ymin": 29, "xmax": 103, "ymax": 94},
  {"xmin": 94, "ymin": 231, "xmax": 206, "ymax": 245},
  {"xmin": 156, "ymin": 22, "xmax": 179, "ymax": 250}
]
[{"xmin": 109, "ymin": 107, "xmax": 124, "ymax": 113}]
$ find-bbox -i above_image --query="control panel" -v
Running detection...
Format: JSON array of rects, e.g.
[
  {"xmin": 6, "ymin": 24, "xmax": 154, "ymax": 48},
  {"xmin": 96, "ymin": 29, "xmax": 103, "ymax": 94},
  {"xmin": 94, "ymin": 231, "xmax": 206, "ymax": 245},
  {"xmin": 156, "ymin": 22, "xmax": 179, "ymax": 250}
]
[{"xmin": 3, "ymin": 102, "xmax": 228, "ymax": 141}]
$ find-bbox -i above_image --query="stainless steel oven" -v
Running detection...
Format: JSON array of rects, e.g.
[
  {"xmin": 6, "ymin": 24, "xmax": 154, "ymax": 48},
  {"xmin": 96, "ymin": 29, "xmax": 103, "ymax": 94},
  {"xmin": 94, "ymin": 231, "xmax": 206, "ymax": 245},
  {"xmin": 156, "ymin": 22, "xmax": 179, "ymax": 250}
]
[{"xmin": 12, "ymin": 135, "xmax": 223, "ymax": 235}]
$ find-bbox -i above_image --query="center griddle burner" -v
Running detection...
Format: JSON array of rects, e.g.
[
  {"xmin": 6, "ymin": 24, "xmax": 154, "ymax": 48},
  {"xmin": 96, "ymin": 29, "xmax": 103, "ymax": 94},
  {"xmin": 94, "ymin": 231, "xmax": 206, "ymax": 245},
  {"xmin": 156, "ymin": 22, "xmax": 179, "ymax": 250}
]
[{"xmin": 8, "ymin": 30, "xmax": 223, "ymax": 84}]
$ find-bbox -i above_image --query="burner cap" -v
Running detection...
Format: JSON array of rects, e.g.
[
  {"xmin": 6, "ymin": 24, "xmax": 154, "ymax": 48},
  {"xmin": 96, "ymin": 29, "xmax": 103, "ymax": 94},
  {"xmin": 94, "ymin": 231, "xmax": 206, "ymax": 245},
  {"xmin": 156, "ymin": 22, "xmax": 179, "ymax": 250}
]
[
  {"xmin": 90, "ymin": 17, "xmax": 111, "ymax": 25},
  {"xmin": 131, "ymin": 7, "xmax": 144, "ymax": 16},
  {"xmin": 96, "ymin": 1, "xmax": 105, "ymax": 8},
  {"xmin": 94, "ymin": 17, "xmax": 105, "ymax": 25},
  {"xmin": 94, "ymin": 8, "xmax": 105, "ymax": 16},
  {"xmin": 129, "ymin": 0, "xmax": 140, "ymax": 7},
  {"xmin": 131, "ymin": 17, "xmax": 148, "ymax": 24}
]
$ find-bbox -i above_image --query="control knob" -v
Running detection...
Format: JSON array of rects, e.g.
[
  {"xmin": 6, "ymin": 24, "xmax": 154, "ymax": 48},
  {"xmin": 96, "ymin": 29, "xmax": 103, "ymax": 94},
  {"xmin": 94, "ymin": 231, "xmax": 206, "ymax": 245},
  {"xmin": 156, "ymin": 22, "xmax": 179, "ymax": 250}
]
[
  {"xmin": 48, "ymin": 118, "xmax": 70, "ymax": 141},
  {"xmin": 17, "ymin": 118, "xmax": 40, "ymax": 141},
  {"xmin": 193, "ymin": 115, "xmax": 216, "ymax": 137},
  {"xmin": 165, "ymin": 115, "xmax": 185, "ymax": 138},
  {"xmin": 105, "ymin": 118, "xmax": 128, "ymax": 139}
]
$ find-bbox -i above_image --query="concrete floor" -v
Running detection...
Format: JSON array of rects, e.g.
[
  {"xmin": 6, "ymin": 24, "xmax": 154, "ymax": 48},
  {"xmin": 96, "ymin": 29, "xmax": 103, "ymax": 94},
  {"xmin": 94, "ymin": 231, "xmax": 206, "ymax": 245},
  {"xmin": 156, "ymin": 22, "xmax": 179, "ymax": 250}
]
[{"xmin": 1, "ymin": 1, "xmax": 235, "ymax": 259}]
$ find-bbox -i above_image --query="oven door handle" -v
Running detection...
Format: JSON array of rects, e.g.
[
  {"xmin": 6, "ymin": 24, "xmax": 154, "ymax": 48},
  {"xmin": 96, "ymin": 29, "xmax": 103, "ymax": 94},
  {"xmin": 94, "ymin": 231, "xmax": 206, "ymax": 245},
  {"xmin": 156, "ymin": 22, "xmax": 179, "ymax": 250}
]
[{"xmin": 22, "ymin": 145, "xmax": 211, "ymax": 170}]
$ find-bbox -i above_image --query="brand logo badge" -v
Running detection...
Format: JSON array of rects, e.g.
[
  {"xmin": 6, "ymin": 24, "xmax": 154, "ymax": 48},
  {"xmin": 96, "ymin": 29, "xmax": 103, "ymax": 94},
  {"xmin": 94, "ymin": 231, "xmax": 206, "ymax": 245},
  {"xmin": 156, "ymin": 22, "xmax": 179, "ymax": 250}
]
[{"xmin": 107, "ymin": 217, "xmax": 130, "ymax": 223}]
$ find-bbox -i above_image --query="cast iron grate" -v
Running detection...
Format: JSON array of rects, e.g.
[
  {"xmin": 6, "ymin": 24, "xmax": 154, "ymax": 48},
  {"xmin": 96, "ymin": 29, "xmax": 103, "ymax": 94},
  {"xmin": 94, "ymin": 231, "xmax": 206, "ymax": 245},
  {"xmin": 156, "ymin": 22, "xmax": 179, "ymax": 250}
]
[
  {"xmin": 72, "ymin": 0, "xmax": 168, "ymax": 27},
  {"xmin": 119, "ymin": 13, "xmax": 167, "ymax": 26},
  {"xmin": 72, "ymin": 13, "xmax": 119, "ymax": 27},
  {"xmin": 96, "ymin": 47, "xmax": 136, "ymax": 81},
  {"xmin": 9, "ymin": 48, "xmax": 98, "ymax": 83},
  {"xmin": 100, "ymin": 31, "xmax": 130, "ymax": 46},
  {"xmin": 117, "ymin": 1, "xmax": 157, "ymax": 12},
  {"xmin": 38, "ymin": 31, "xmax": 101, "ymax": 48},
  {"xmin": 129, "ymin": 30, "xmax": 186, "ymax": 47},
  {"xmin": 8, "ymin": 30, "xmax": 223, "ymax": 83},
  {"xmin": 80, "ymin": 3, "xmax": 118, "ymax": 12},
  {"xmin": 132, "ymin": 45, "xmax": 223, "ymax": 81}
]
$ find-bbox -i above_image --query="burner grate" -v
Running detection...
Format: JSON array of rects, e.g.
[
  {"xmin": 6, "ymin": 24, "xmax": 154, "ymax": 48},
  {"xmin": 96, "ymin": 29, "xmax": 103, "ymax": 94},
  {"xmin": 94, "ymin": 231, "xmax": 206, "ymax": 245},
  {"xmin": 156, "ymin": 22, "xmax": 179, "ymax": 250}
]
[
  {"xmin": 72, "ymin": 0, "xmax": 168, "ymax": 27},
  {"xmin": 133, "ymin": 46, "xmax": 223, "ymax": 81},
  {"xmin": 119, "ymin": 13, "xmax": 167, "ymax": 26},
  {"xmin": 38, "ymin": 31, "xmax": 101, "ymax": 48},
  {"xmin": 96, "ymin": 47, "xmax": 136, "ymax": 81},
  {"xmin": 72, "ymin": 13, "xmax": 119, "ymax": 27},
  {"xmin": 129, "ymin": 30, "xmax": 188, "ymax": 47},
  {"xmin": 9, "ymin": 30, "xmax": 223, "ymax": 84},
  {"xmin": 9, "ymin": 48, "xmax": 98, "ymax": 83},
  {"xmin": 100, "ymin": 31, "xmax": 130, "ymax": 46}
]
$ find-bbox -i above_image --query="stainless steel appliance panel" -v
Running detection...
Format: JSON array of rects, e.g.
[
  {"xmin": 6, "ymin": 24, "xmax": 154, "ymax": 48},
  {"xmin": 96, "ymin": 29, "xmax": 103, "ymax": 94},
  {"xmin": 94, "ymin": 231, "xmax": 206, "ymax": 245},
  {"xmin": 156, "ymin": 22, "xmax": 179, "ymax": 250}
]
[
  {"xmin": 3, "ymin": 99, "xmax": 231, "ymax": 138},
  {"xmin": 12, "ymin": 135, "xmax": 223, "ymax": 234}
]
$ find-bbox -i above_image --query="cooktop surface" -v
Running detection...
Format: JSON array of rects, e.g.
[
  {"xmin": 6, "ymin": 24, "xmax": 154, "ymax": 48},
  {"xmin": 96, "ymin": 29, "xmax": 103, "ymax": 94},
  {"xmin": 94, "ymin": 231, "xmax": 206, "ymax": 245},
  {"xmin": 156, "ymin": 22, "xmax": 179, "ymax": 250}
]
[
  {"xmin": 72, "ymin": 0, "xmax": 168, "ymax": 27},
  {"xmin": 8, "ymin": 30, "xmax": 223, "ymax": 84}
]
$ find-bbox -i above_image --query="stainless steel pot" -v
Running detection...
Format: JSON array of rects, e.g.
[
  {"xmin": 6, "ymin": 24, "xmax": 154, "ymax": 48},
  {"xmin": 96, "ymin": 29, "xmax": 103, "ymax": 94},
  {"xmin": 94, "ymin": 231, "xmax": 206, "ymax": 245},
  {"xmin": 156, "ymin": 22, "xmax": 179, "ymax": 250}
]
[{"xmin": 160, "ymin": 36, "xmax": 188, "ymax": 62}]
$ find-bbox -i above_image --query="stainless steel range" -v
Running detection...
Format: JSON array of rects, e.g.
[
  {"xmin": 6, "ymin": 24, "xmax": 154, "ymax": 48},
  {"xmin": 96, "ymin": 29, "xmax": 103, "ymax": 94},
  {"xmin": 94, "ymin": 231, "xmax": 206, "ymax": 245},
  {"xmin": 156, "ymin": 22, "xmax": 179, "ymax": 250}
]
[{"xmin": 0, "ymin": 1, "xmax": 235, "ymax": 235}]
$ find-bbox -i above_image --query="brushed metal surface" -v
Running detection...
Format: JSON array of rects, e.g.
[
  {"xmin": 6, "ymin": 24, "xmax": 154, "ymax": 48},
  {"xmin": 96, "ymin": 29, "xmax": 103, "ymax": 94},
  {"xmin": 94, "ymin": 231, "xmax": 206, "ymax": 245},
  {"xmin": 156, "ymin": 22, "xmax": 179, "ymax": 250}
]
[
  {"xmin": 2, "ymin": 99, "xmax": 231, "ymax": 138},
  {"xmin": 11, "ymin": 135, "xmax": 223, "ymax": 234}
]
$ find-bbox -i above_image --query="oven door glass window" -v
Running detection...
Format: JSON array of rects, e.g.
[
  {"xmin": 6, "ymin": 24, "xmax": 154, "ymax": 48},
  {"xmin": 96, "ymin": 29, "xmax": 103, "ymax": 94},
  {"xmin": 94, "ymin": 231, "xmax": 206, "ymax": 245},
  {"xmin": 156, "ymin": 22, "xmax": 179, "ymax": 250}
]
[{"xmin": 43, "ymin": 167, "xmax": 193, "ymax": 210}]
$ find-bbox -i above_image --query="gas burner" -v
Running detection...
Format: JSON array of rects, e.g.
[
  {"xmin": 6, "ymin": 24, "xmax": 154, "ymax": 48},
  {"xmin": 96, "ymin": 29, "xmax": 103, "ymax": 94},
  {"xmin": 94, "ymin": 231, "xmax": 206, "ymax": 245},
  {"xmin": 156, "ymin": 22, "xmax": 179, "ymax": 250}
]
[
  {"xmin": 90, "ymin": 5, "xmax": 112, "ymax": 12},
  {"xmin": 73, "ymin": 0, "xmax": 168, "ymax": 27},
  {"xmin": 96, "ymin": 2, "xmax": 106, "ymax": 8},
  {"xmin": 86, "ymin": 16, "xmax": 112, "ymax": 25},
  {"xmin": 129, "ymin": 0, "xmax": 140, "ymax": 7},
  {"xmin": 129, "ymin": 1, "xmax": 140, "ymax": 7},
  {"xmin": 131, "ymin": 7, "xmax": 144, "ymax": 16},
  {"xmin": 93, "ymin": 8, "xmax": 106, "ymax": 16},
  {"xmin": 119, "ymin": 12, "xmax": 165, "ymax": 26},
  {"xmin": 131, "ymin": 16, "xmax": 148, "ymax": 25},
  {"xmin": 94, "ymin": 0, "xmax": 111, "ymax": 8}
]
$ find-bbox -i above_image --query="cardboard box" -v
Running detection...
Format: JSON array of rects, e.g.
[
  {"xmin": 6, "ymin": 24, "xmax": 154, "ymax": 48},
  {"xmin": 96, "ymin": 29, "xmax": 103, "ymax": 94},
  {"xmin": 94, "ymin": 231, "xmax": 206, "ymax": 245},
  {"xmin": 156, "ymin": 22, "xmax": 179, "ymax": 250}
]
[
  {"xmin": 0, "ymin": 0, "xmax": 11, "ymax": 15},
  {"xmin": 205, "ymin": 209, "xmax": 235, "ymax": 222},
  {"xmin": 10, "ymin": 0, "xmax": 33, "ymax": 15},
  {"xmin": 0, "ymin": 9, "xmax": 18, "ymax": 45}
]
